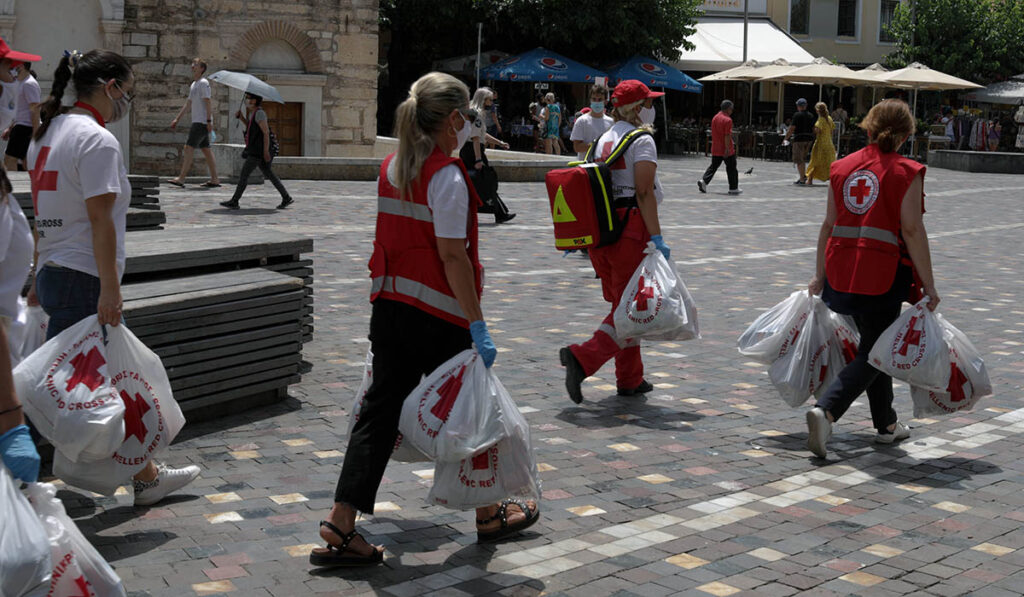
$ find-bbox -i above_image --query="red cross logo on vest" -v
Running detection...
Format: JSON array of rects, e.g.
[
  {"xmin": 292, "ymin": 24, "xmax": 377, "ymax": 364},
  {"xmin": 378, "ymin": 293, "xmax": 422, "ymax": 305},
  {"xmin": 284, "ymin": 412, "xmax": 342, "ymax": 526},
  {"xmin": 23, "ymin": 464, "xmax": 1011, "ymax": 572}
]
[
  {"xmin": 120, "ymin": 389, "xmax": 151, "ymax": 443},
  {"xmin": 29, "ymin": 146, "xmax": 58, "ymax": 216},
  {"xmin": 897, "ymin": 316, "xmax": 922, "ymax": 356},
  {"xmin": 471, "ymin": 450, "xmax": 490, "ymax": 470},
  {"xmin": 633, "ymin": 276, "xmax": 655, "ymax": 311},
  {"xmin": 66, "ymin": 347, "xmax": 106, "ymax": 392},
  {"xmin": 430, "ymin": 364, "xmax": 467, "ymax": 422},
  {"xmin": 948, "ymin": 363, "xmax": 969, "ymax": 403},
  {"xmin": 843, "ymin": 170, "xmax": 879, "ymax": 215}
]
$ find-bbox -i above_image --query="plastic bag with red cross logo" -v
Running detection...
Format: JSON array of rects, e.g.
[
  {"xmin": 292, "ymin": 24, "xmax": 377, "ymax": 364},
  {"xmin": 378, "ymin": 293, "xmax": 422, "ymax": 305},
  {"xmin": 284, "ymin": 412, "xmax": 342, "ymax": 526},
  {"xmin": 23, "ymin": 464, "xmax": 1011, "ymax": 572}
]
[
  {"xmin": 909, "ymin": 314, "xmax": 992, "ymax": 418},
  {"xmin": 614, "ymin": 243, "xmax": 699, "ymax": 342},
  {"xmin": 737, "ymin": 290, "xmax": 814, "ymax": 364},
  {"xmin": 428, "ymin": 372, "xmax": 540, "ymax": 510},
  {"xmin": 0, "ymin": 464, "xmax": 52, "ymax": 597},
  {"xmin": 868, "ymin": 298, "xmax": 950, "ymax": 392},
  {"xmin": 768, "ymin": 298, "xmax": 838, "ymax": 407},
  {"xmin": 399, "ymin": 350, "xmax": 508, "ymax": 463},
  {"xmin": 25, "ymin": 482, "xmax": 126, "ymax": 597},
  {"xmin": 348, "ymin": 349, "xmax": 429, "ymax": 463}
]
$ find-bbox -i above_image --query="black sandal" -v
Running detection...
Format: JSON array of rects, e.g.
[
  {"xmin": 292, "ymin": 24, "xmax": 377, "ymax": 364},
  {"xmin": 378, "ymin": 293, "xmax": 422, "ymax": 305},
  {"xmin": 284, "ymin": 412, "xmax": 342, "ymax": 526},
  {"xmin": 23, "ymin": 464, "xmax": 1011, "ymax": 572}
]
[
  {"xmin": 476, "ymin": 497, "xmax": 540, "ymax": 543},
  {"xmin": 308, "ymin": 520, "xmax": 384, "ymax": 567},
  {"xmin": 166, "ymin": 180, "xmax": 185, "ymax": 188}
]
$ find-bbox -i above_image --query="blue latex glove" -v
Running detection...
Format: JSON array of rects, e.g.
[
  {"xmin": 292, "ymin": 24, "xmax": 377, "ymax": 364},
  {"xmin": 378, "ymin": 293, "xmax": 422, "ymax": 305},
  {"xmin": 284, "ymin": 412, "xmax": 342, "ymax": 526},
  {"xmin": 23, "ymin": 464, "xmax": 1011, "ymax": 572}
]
[
  {"xmin": 469, "ymin": 320, "xmax": 497, "ymax": 368},
  {"xmin": 0, "ymin": 424, "xmax": 40, "ymax": 483},
  {"xmin": 650, "ymin": 234, "xmax": 671, "ymax": 261}
]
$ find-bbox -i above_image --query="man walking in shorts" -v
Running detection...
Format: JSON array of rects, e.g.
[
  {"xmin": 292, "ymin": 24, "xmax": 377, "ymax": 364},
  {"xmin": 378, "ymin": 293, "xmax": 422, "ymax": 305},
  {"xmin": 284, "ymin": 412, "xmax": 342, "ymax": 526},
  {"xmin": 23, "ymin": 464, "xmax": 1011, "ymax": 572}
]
[
  {"xmin": 168, "ymin": 58, "xmax": 220, "ymax": 187},
  {"xmin": 784, "ymin": 98, "xmax": 815, "ymax": 185}
]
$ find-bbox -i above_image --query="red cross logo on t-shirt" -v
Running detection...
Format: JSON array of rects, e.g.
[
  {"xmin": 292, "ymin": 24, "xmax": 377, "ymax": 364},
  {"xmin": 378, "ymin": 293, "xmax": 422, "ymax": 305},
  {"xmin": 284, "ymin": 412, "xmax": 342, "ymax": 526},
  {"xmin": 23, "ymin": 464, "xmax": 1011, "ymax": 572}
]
[
  {"xmin": 600, "ymin": 140, "xmax": 626, "ymax": 170},
  {"xmin": 429, "ymin": 365, "xmax": 467, "ymax": 422},
  {"xmin": 29, "ymin": 146, "xmax": 58, "ymax": 216},
  {"xmin": 66, "ymin": 347, "xmax": 107, "ymax": 392},
  {"xmin": 897, "ymin": 316, "xmax": 922, "ymax": 356},
  {"xmin": 119, "ymin": 389, "xmax": 151, "ymax": 444},
  {"xmin": 633, "ymin": 276, "xmax": 655, "ymax": 311}
]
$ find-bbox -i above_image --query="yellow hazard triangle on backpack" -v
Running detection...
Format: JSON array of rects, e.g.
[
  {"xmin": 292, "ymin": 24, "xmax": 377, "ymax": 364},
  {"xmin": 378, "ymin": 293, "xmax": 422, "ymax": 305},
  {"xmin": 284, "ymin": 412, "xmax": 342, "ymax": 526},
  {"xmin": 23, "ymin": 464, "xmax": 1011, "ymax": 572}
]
[{"xmin": 543, "ymin": 128, "xmax": 653, "ymax": 250}]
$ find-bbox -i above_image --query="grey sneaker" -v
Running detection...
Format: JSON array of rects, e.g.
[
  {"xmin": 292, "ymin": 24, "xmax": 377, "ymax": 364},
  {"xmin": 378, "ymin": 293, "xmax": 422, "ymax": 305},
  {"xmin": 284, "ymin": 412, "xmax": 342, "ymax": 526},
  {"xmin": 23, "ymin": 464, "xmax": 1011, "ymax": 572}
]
[
  {"xmin": 133, "ymin": 463, "xmax": 201, "ymax": 506},
  {"xmin": 728, "ymin": 188, "xmax": 743, "ymax": 195},
  {"xmin": 806, "ymin": 407, "xmax": 832, "ymax": 458},
  {"xmin": 875, "ymin": 421, "xmax": 911, "ymax": 444},
  {"xmin": 697, "ymin": 180, "xmax": 707, "ymax": 193}
]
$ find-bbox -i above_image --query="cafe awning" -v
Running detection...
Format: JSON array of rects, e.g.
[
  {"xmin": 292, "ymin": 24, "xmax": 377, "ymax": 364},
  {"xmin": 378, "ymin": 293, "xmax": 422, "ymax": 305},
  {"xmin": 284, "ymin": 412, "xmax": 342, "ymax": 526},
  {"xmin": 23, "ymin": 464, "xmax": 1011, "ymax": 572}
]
[{"xmin": 672, "ymin": 17, "xmax": 814, "ymax": 73}]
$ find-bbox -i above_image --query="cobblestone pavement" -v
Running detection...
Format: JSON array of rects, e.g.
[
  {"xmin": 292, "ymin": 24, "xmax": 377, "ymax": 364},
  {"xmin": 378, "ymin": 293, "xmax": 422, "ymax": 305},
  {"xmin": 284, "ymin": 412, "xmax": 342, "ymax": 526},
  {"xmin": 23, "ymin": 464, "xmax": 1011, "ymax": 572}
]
[{"xmin": 52, "ymin": 155, "xmax": 1024, "ymax": 597}]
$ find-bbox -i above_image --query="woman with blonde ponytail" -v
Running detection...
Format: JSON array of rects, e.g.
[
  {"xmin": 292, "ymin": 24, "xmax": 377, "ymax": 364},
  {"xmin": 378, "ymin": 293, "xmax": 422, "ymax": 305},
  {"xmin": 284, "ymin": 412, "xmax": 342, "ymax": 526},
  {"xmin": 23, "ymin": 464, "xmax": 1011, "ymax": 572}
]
[
  {"xmin": 311, "ymin": 72, "xmax": 538, "ymax": 568},
  {"xmin": 805, "ymin": 99, "xmax": 939, "ymax": 458}
]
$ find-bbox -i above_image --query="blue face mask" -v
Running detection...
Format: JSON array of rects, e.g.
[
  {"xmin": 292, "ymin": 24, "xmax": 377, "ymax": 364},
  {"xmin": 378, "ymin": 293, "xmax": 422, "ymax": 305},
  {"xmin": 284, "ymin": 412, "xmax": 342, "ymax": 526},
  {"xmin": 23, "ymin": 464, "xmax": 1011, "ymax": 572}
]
[{"xmin": 590, "ymin": 101, "xmax": 605, "ymax": 114}]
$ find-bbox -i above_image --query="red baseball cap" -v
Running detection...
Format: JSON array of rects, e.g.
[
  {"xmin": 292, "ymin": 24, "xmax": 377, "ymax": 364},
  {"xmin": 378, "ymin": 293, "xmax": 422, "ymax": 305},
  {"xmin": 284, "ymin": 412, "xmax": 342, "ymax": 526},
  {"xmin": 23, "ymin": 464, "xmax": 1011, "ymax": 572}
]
[
  {"xmin": 0, "ymin": 37, "xmax": 41, "ymax": 65},
  {"xmin": 611, "ymin": 79, "xmax": 664, "ymax": 106}
]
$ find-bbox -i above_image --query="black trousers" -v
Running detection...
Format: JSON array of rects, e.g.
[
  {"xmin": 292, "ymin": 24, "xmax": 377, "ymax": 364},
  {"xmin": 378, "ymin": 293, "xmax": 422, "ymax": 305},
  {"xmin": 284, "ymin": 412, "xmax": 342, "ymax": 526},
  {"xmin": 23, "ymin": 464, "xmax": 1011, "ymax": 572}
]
[
  {"xmin": 702, "ymin": 154, "xmax": 738, "ymax": 190},
  {"xmin": 231, "ymin": 155, "xmax": 291, "ymax": 203},
  {"xmin": 334, "ymin": 299, "xmax": 471, "ymax": 513},
  {"xmin": 815, "ymin": 303, "xmax": 901, "ymax": 433}
]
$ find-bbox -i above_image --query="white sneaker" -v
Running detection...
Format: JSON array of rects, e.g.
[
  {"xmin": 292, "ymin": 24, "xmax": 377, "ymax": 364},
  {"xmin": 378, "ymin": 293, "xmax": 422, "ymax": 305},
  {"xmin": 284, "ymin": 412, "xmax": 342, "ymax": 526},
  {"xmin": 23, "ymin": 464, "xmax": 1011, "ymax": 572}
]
[
  {"xmin": 875, "ymin": 421, "xmax": 911, "ymax": 444},
  {"xmin": 806, "ymin": 407, "xmax": 832, "ymax": 458},
  {"xmin": 697, "ymin": 180, "xmax": 707, "ymax": 193},
  {"xmin": 133, "ymin": 463, "xmax": 201, "ymax": 506}
]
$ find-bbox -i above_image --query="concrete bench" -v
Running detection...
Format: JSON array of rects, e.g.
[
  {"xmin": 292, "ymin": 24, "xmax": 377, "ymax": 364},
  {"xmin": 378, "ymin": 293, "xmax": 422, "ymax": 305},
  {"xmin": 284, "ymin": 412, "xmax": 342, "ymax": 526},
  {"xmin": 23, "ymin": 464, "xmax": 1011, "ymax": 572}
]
[{"xmin": 930, "ymin": 150, "xmax": 1024, "ymax": 174}]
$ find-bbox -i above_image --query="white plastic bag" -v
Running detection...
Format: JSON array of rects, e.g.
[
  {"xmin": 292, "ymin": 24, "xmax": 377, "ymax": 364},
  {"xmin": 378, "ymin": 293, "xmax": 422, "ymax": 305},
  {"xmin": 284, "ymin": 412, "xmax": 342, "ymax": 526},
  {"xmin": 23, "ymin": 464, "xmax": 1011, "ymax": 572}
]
[
  {"xmin": 399, "ymin": 350, "xmax": 506, "ymax": 463},
  {"xmin": 25, "ymin": 483, "xmax": 126, "ymax": 597},
  {"xmin": 19, "ymin": 304, "xmax": 49, "ymax": 361},
  {"xmin": 909, "ymin": 314, "xmax": 992, "ymax": 418},
  {"xmin": 738, "ymin": 290, "xmax": 813, "ymax": 364},
  {"xmin": 614, "ymin": 243, "xmax": 699, "ymax": 341},
  {"xmin": 768, "ymin": 299, "xmax": 834, "ymax": 407},
  {"xmin": 0, "ymin": 465, "xmax": 51, "ymax": 597},
  {"xmin": 429, "ymin": 373, "xmax": 540, "ymax": 510},
  {"xmin": 869, "ymin": 298, "xmax": 950, "ymax": 392},
  {"xmin": 348, "ymin": 349, "xmax": 428, "ymax": 463}
]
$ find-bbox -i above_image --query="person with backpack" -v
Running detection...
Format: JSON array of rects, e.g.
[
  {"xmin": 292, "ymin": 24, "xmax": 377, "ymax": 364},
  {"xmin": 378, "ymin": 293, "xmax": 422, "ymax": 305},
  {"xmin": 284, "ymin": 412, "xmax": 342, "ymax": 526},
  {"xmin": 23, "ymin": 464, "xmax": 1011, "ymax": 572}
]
[
  {"xmin": 558, "ymin": 80, "xmax": 669, "ymax": 404},
  {"xmin": 219, "ymin": 92, "xmax": 293, "ymax": 210}
]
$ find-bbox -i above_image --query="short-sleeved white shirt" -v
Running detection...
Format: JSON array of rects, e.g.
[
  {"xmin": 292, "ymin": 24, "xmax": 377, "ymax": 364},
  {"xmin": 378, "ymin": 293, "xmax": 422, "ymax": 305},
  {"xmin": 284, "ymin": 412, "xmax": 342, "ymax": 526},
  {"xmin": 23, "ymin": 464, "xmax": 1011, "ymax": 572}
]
[
  {"xmin": 594, "ymin": 121, "xmax": 663, "ymax": 204},
  {"xmin": 189, "ymin": 78, "xmax": 212, "ymax": 123},
  {"xmin": 14, "ymin": 75, "xmax": 40, "ymax": 127},
  {"xmin": 570, "ymin": 112, "xmax": 614, "ymax": 159},
  {"xmin": 468, "ymin": 114, "xmax": 486, "ymax": 142},
  {"xmin": 386, "ymin": 160, "xmax": 469, "ymax": 239},
  {"xmin": 28, "ymin": 113, "xmax": 131, "ymax": 279}
]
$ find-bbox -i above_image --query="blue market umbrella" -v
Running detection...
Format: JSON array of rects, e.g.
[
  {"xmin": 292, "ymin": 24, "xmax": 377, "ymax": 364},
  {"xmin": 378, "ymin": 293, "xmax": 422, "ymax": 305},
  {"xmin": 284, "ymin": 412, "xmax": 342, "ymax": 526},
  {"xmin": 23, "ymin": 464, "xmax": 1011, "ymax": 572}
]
[
  {"xmin": 480, "ymin": 47, "xmax": 606, "ymax": 83},
  {"xmin": 605, "ymin": 56, "xmax": 702, "ymax": 93}
]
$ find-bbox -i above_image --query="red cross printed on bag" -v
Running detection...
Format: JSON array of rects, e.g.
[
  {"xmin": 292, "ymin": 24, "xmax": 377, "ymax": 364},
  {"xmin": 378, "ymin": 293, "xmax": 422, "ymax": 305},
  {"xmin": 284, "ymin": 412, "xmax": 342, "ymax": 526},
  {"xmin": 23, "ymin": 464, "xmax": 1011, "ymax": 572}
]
[
  {"xmin": 948, "ymin": 362, "xmax": 969, "ymax": 403},
  {"xmin": 633, "ymin": 276, "xmax": 655, "ymax": 311},
  {"xmin": 429, "ymin": 364, "xmax": 467, "ymax": 422},
  {"xmin": 72, "ymin": 575, "xmax": 93, "ymax": 597},
  {"xmin": 849, "ymin": 178, "xmax": 873, "ymax": 208},
  {"xmin": 29, "ymin": 146, "xmax": 58, "ymax": 216},
  {"xmin": 471, "ymin": 451, "xmax": 490, "ymax": 471},
  {"xmin": 818, "ymin": 364, "xmax": 829, "ymax": 384},
  {"xmin": 66, "ymin": 346, "xmax": 107, "ymax": 392},
  {"xmin": 120, "ymin": 389, "xmax": 151, "ymax": 443},
  {"xmin": 841, "ymin": 338, "xmax": 858, "ymax": 363},
  {"xmin": 897, "ymin": 316, "xmax": 923, "ymax": 356}
]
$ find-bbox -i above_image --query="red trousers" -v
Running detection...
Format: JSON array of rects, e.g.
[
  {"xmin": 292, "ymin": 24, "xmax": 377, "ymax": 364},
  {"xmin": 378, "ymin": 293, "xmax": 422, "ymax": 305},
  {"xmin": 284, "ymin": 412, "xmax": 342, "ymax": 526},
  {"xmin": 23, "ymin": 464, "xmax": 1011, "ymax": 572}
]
[{"xmin": 569, "ymin": 209, "xmax": 649, "ymax": 389}]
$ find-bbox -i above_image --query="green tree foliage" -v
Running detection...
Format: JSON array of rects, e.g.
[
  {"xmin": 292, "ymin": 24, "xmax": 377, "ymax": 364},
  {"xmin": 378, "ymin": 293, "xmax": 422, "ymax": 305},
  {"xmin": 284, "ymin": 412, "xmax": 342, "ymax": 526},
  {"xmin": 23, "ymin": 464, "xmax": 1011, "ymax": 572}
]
[{"xmin": 885, "ymin": 0, "xmax": 1024, "ymax": 85}]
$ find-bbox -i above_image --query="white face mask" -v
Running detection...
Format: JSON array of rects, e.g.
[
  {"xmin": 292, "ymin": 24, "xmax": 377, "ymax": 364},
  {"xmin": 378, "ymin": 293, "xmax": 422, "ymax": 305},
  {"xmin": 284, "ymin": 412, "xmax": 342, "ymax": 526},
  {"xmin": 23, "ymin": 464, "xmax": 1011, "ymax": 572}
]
[
  {"xmin": 639, "ymin": 106, "xmax": 656, "ymax": 125},
  {"xmin": 101, "ymin": 79, "xmax": 130, "ymax": 123},
  {"xmin": 456, "ymin": 117, "xmax": 472, "ymax": 147}
]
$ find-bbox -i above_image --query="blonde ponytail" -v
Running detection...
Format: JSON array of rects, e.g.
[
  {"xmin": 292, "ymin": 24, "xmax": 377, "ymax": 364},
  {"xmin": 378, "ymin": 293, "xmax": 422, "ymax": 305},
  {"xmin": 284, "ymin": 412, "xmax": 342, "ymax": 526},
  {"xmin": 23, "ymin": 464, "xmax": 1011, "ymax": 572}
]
[{"xmin": 392, "ymin": 72, "xmax": 469, "ymax": 198}]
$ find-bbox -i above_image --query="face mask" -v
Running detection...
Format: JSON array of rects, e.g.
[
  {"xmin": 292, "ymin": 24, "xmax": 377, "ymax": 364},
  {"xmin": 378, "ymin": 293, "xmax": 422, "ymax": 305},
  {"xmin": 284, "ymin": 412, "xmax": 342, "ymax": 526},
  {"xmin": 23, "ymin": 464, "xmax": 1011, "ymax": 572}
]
[
  {"xmin": 456, "ymin": 117, "xmax": 472, "ymax": 147},
  {"xmin": 103, "ymin": 80, "xmax": 130, "ymax": 123},
  {"xmin": 590, "ymin": 101, "xmax": 605, "ymax": 114},
  {"xmin": 8, "ymin": 69, "xmax": 17, "ymax": 79},
  {"xmin": 639, "ymin": 106, "xmax": 656, "ymax": 125}
]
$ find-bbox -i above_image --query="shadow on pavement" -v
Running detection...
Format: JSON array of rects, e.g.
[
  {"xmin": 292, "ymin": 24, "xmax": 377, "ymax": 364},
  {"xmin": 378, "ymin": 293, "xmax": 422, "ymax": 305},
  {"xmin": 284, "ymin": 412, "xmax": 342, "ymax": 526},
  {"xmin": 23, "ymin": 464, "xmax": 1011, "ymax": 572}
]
[
  {"xmin": 205, "ymin": 207, "xmax": 279, "ymax": 215},
  {"xmin": 174, "ymin": 395, "xmax": 304, "ymax": 443},
  {"xmin": 555, "ymin": 394, "xmax": 703, "ymax": 432}
]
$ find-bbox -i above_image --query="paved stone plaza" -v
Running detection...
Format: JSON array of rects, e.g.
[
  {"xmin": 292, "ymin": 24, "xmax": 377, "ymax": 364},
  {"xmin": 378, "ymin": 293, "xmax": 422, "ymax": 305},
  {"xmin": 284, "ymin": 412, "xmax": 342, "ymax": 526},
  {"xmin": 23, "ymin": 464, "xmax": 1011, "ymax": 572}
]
[{"xmin": 55, "ymin": 156, "xmax": 1024, "ymax": 596}]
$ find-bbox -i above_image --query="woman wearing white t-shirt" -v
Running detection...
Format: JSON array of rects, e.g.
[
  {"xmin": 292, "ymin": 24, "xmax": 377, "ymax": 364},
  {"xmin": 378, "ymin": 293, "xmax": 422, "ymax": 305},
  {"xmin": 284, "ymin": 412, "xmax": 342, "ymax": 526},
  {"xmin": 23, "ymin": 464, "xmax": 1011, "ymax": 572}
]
[
  {"xmin": 459, "ymin": 87, "xmax": 515, "ymax": 223},
  {"xmin": 28, "ymin": 49, "xmax": 199, "ymax": 506},
  {"xmin": 560, "ymin": 80, "xmax": 670, "ymax": 404},
  {"xmin": 310, "ymin": 72, "xmax": 538, "ymax": 568}
]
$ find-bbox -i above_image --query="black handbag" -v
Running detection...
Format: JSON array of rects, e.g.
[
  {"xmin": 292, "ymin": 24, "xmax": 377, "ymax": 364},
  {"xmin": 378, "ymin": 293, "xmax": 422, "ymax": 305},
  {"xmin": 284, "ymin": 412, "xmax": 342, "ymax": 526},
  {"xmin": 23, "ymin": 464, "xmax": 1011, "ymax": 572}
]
[{"xmin": 467, "ymin": 164, "xmax": 500, "ymax": 214}]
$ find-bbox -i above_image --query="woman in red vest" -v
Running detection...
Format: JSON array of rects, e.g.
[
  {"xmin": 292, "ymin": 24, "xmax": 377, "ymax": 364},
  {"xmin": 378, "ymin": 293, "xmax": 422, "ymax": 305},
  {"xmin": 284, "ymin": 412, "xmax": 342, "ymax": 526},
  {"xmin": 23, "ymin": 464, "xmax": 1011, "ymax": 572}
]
[
  {"xmin": 310, "ymin": 72, "xmax": 538, "ymax": 567},
  {"xmin": 806, "ymin": 99, "xmax": 940, "ymax": 458}
]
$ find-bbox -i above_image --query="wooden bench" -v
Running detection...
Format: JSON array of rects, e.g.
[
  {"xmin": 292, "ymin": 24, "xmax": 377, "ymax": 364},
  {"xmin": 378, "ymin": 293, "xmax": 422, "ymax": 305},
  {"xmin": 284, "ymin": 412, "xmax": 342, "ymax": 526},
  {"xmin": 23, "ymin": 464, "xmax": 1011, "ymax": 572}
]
[
  {"xmin": 122, "ymin": 268, "xmax": 308, "ymax": 414},
  {"xmin": 9, "ymin": 173, "xmax": 167, "ymax": 231}
]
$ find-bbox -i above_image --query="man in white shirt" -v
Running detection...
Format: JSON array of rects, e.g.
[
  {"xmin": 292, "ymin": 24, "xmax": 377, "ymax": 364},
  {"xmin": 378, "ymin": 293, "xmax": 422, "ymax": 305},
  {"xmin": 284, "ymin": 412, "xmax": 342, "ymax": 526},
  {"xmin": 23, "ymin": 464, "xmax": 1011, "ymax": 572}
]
[
  {"xmin": 2, "ymin": 62, "xmax": 41, "ymax": 171},
  {"xmin": 570, "ymin": 85, "xmax": 614, "ymax": 160},
  {"xmin": 168, "ymin": 58, "xmax": 220, "ymax": 187}
]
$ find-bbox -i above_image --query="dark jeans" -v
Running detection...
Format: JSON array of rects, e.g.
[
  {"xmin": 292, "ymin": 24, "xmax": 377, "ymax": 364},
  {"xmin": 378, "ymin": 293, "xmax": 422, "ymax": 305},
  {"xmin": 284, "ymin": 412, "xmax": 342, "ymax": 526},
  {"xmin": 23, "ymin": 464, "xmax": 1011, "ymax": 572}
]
[
  {"xmin": 702, "ymin": 154, "xmax": 738, "ymax": 190},
  {"xmin": 231, "ymin": 155, "xmax": 291, "ymax": 203},
  {"xmin": 815, "ymin": 303, "xmax": 901, "ymax": 433},
  {"xmin": 334, "ymin": 299, "xmax": 471, "ymax": 513},
  {"xmin": 35, "ymin": 264, "xmax": 102, "ymax": 340}
]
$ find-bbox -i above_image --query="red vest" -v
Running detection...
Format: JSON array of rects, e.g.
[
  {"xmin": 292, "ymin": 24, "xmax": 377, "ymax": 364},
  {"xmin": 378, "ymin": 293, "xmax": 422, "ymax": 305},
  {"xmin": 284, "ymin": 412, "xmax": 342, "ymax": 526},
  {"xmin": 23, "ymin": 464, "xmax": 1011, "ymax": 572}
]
[
  {"xmin": 369, "ymin": 147, "xmax": 483, "ymax": 328},
  {"xmin": 826, "ymin": 144, "xmax": 925, "ymax": 295}
]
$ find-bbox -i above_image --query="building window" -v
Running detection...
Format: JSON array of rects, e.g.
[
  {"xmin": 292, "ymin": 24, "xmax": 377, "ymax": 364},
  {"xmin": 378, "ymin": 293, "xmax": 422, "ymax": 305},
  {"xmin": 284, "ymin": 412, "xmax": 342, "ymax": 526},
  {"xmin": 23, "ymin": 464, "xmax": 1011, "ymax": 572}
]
[
  {"xmin": 879, "ymin": 0, "xmax": 899, "ymax": 43},
  {"xmin": 837, "ymin": 0, "xmax": 858, "ymax": 37},
  {"xmin": 790, "ymin": 0, "xmax": 809, "ymax": 35}
]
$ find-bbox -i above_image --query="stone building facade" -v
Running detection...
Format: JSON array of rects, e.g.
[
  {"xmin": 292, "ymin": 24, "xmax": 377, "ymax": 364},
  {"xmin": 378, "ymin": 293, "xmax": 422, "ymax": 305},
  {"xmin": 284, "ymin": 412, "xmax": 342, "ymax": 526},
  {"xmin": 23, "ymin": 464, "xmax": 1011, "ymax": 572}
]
[{"xmin": 1, "ymin": 0, "xmax": 379, "ymax": 174}]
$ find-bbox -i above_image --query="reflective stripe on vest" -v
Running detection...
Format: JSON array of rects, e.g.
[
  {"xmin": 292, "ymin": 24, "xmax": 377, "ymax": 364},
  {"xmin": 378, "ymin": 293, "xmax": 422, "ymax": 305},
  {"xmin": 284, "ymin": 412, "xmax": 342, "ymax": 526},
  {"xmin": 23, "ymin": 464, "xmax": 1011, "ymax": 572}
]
[
  {"xmin": 370, "ymin": 275, "xmax": 464, "ymax": 320},
  {"xmin": 831, "ymin": 225, "xmax": 898, "ymax": 245},
  {"xmin": 377, "ymin": 196, "xmax": 434, "ymax": 223}
]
